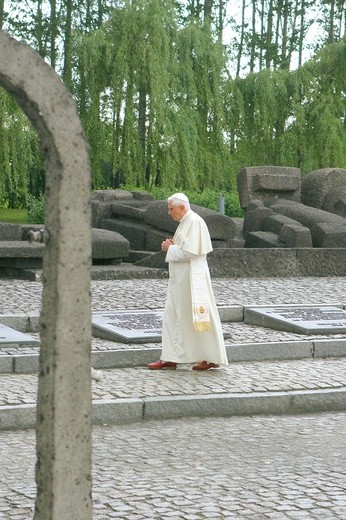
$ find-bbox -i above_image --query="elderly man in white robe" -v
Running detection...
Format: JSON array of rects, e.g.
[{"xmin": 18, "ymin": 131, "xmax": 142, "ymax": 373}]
[{"xmin": 147, "ymin": 193, "xmax": 228, "ymax": 371}]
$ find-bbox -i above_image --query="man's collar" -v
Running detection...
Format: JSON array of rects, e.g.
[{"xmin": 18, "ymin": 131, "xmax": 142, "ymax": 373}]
[{"xmin": 179, "ymin": 209, "xmax": 192, "ymax": 222}]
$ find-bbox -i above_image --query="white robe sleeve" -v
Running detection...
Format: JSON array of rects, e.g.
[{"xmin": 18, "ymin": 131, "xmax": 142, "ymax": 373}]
[{"xmin": 165, "ymin": 244, "xmax": 195, "ymax": 263}]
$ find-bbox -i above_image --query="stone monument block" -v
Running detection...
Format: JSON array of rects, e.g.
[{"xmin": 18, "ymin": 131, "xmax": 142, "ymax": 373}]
[
  {"xmin": 145, "ymin": 228, "xmax": 169, "ymax": 251},
  {"xmin": 262, "ymin": 213, "xmax": 303, "ymax": 234},
  {"xmin": 91, "ymin": 200, "xmax": 114, "ymax": 227},
  {"xmin": 301, "ymin": 168, "xmax": 346, "ymax": 210},
  {"xmin": 101, "ymin": 219, "xmax": 146, "ymax": 250},
  {"xmin": 310, "ymin": 222, "xmax": 346, "ymax": 248},
  {"xmin": 278, "ymin": 224, "xmax": 312, "ymax": 248},
  {"xmin": 92, "ymin": 310, "xmax": 164, "ymax": 343},
  {"xmin": 91, "ymin": 189, "xmax": 134, "ymax": 202},
  {"xmin": 111, "ymin": 201, "xmax": 148, "ymax": 220},
  {"xmin": 323, "ymin": 186, "xmax": 346, "ymax": 217},
  {"xmin": 253, "ymin": 173, "xmax": 299, "ymax": 192},
  {"xmin": 245, "ymin": 231, "xmax": 283, "ymax": 248},
  {"xmin": 296, "ymin": 248, "xmax": 346, "ymax": 276},
  {"xmin": 269, "ymin": 200, "xmax": 345, "ymax": 228},
  {"xmin": 207, "ymin": 248, "xmax": 297, "ymax": 277},
  {"xmin": 145, "ymin": 200, "xmax": 179, "ymax": 233},
  {"xmin": 134, "ymin": 250, "xmax": 167, "ymax": 269},
  {"xmin": 203, "ymin": 214, "xmax": 237, "ymax": 243},
  {"xmin": 237, "ymin": 166, "xmax": 301, "ymax": 209},
  {"xmin": 0, "ymin": 322, "xmax": 39, "ymax": 345},
  {"xmin": 144, "ymin": 200, "xmax": 236, "ymax": 243},
  {"xmin": 91, "ymin": 228, "xmax": 129, "ymax": 260},
  {"xmin": 245, "ymin": 305, "xmax": 346, "ymax": 334},
  {"xmin": 243, "ymin": 205, "xmax": 274, "ymax": 234},
  {"xmin": 0, "ymin": 223, "xmax": 22, "ymax": 240}
]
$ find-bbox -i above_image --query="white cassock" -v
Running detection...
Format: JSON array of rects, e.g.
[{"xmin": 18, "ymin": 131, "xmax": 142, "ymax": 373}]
[{"xmin": 161, "ymin": 209, "xmax": 228, "ymax": 365}]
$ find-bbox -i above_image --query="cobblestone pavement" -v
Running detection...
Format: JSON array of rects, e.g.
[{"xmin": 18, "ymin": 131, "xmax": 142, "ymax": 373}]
[
  {"xmin": 0, "ymin": 356, "xmax": 346, "ymax": 406},
  {"xmin": 0, "ymin": 276, "xmax": 345, "ymax": 315},
  {"xmin": 0, "ymin": 412, "xmax": 345, "ymax": 519},
  {"xmin": 0, "ymin": 276, "xmax": 345, "ymax": 357},
  {"xmin": 0, "ymin": 276, "xmax": 346, "ymax": 518}
]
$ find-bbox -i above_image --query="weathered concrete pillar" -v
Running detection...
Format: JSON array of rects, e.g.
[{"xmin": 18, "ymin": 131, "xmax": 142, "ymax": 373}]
[{"xmin": 0, "ymin": 31, "xmax": 92, "ymax": 519}]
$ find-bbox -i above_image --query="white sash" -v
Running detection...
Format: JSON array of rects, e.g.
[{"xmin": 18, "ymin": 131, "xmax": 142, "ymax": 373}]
[{"xmin": 190, "ymin": 257, "xmax": 211, "ymax": 332}]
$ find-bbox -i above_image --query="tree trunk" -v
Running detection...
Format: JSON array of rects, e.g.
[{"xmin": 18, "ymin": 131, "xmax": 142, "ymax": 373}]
[
  {"xmin": 297, "ymin": 0, "xmax": 305, "ymax": 67},
  {"xmin": 236, "ymin": 0, "xmax": 246, "ymax": 76},
  {"xmin": 259, "ymin": 0, "xmax": 265, "ymax": 69},
  {"xmin": 49, "ymin": 0, "xmax": 57, "ymax": 69},
  {"xmin": 250, "ymin": 0, "xmax": 256, "ymax": 72},
  {"xmin": 328, "ymin": 0, "xmax": 335, "ymax": 43},
  {"xmin": 217, "ymin": 0, "xmax": 224, "ymax": 42},
  {"xmin": 36, "ymin": 0, "xmax": 45, "ymax": 58},
  {"xmin": 98, "ymin": 0, "xmax": 104, "ymax": 28},
  {"xmin": 63, "ymin": 0, "xmax": 73, "ymax": 89},
  {"xmin": 265, "ymin": 0, "xmax": 274, "ymax": 69},
  {"xmin": 204, "ymin": 0, "xmax": 214, "ymax": 25},
  {"xmin": 0, "ymin": 0, "xmax": 4, "ymax": 29},
  {"xmin": 281, "ymin": 0, "xmax": 290, "ymax": 69},
  {"xmin": 287, "ymin": 0, "xmax": 299, "ymax": 69},
  {"xmin": 138, "ymin": 85, "xmax": 147, "ymax": 184}
]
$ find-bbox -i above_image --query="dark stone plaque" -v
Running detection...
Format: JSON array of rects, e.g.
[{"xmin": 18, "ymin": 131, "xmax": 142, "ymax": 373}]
[
  {"xmin": 245, "ymin": 305, "xmax": 346, "ymax": 334},
  {"xmin": 92, "ymin": 310, "xmax": 164, "ymax": 343},
  {"xmin": 0, "ymin": 323, "xmax": 39, "ymax": 345}
]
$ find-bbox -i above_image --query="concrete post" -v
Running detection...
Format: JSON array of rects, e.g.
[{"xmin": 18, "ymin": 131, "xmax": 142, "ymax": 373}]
[
  {"xmin": 0, "ymin": 31, "xmax": 92, "ymax": 519},
  {"xmin": 218, "ymin": 193, "xmax": 225, "ymax": 214}
]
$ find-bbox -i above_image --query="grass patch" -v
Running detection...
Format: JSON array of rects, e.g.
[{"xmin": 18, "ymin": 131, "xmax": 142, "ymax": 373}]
[{"xmin": 0, "ymin": 208, "xmax": 27, "ymax": 224}]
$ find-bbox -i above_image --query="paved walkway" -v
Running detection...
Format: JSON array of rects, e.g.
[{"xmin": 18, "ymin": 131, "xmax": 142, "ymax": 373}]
[
  {"xmin": 1, "ymin": 276, "xmax": 345, "ymax": 314},
  {"xmin": 0, "ymin": 275, "xmax": 345, "ymax": 518},
  {"xmin": 0, "ymin": 412, "xmax": 345, "ymax": 519}
]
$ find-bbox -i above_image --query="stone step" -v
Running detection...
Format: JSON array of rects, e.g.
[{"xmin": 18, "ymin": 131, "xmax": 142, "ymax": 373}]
[
  {"xmin": 0, "ymin": 262, "xmax": 169, "ymax": 281},
  {"xmin": 0, "ymin": 356, "xmax": 345, "ymax": 430},
  {"xmin": 1, "ymin": 335, "xmax": 346, "ymax": 375},
  {"xmin": 1, "ymin": 304, "xmax": 345, "ymax": 374}
]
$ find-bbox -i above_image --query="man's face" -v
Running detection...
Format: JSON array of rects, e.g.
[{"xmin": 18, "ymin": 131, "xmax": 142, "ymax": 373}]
[{"xmin": 168, "ymin": 202, "xmax": 186, "ymax": 221}]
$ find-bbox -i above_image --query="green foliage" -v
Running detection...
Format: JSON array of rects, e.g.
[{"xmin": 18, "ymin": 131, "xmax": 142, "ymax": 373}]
[
  {"xmin": 224, "ymin": 41, "xmax": 346, "ymax": 173},
  {"xmin": 26, "ymin": 194, "xmax": 45, "ymax": 224},
  {"xmin": 0, "ymin": 88, "xmax": 43, "ymax": 208},
  {"xmin": 0, "ymin": 3, "xmax": 345, "ymax": 210},
  {"xmin": 119, "ymin": 184, "xmax": 244, "ymax": 217},
  {"xmin": 0, "ymin": 208, "xmax": 27, "ymax": 224},
  {"xmin": 76, "ymin": 0, "xmax": 234, "ymax": 192}
]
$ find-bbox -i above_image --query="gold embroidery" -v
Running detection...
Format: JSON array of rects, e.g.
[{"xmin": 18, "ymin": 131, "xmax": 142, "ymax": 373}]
[{"xmin": 192, "ymin": 305, "xmax": 211, "ymax": 332}]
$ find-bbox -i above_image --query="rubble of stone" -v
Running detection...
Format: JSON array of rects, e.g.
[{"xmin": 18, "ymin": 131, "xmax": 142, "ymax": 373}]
[
  {"xmin": 240, "ymin": 166, "xmax": 346, "ymax": 249},
  {"xmin": 91, "ymin": 189, "xmax": 238, "ymax": 255},
  {"xmin": 0, "ymin": 167, "xmax": 346, "ymax": 277},
  {"xmin": 301, "ymin": 168, "xmax": 346, "ymax": 217},
  {"xmin": 237, "ymin": 166, "xmax": 301, "ymax": 209}
]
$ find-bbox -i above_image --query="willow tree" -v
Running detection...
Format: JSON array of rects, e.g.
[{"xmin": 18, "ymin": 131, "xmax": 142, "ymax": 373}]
[
  {"xmin": 302, "ymin": 41, "xmax": 346, "ymax": 169},
  {"xmin": 228, "ymin": 0, "xmax": 345, "ymax": 74},
  {"xmin": 74, "ymin": 0, "xmax": 231, "ymax": 191},
  {"xmin": 223, "ymin": 38, "xmax": 346, "ymax": 174},
  {"xmin": 0, "ymin": 89, "xmax": 42, "ymax": 207}
]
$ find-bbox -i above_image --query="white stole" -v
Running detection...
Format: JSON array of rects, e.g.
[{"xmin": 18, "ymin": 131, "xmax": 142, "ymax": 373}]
[
  {"xmin": 190, "ymin": 256, "xmax": 211, "ymax": 332},
  {"xmin": 169, "ymin": 210, "xmax": 213, "ymax": 332}
]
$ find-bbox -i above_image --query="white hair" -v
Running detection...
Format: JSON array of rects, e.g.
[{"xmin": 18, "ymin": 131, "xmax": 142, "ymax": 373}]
[{"xmin": 167, "ymin": 192, "xmax": 190, "ymax": 209}]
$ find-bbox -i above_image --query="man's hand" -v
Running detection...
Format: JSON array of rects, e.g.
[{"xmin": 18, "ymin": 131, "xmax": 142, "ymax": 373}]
[{"xmin": 161, "ymin": 238, "xmax": 173, "ymax": 252}]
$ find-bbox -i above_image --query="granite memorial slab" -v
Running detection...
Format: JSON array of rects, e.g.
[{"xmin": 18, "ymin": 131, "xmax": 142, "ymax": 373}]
[
  {"xmin": 92, "ymin": 309, "xmax": 231, "ymax": 343},
  {"xmin": 0, "ymin": 322, "xmax": 39, "ymax": 345},
  {"xmin": 245, "ymin": 305, "xmax": 346, "ymax": 334},
  {"xmin": 92, "ymin": 310, "xmax": 165, "ymax": 343}
]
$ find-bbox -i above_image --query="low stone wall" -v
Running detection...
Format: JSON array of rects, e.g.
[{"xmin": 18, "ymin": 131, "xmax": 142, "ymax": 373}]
[
  {"xmin": 0, "ymin": 227, "xmax": 130, "ymax": 271},
  {"xmin": 135, "ymin": 248, "xmax": 346, "ymax": 278}
]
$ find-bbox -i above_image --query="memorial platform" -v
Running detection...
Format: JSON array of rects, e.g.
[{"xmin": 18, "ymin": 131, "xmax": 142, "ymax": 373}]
[{"xmin": 0, "ymin": 275, "xmax": 345, "ymax": 430}]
